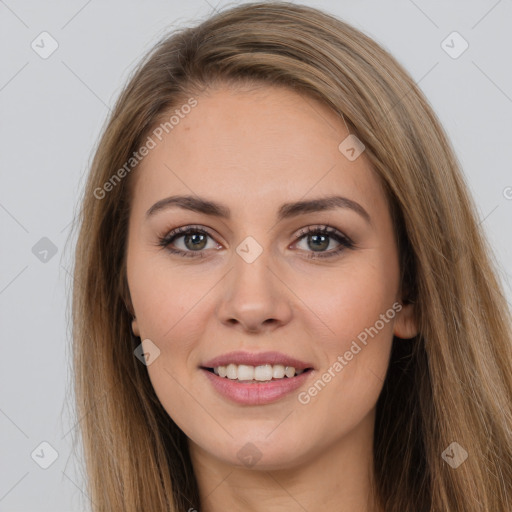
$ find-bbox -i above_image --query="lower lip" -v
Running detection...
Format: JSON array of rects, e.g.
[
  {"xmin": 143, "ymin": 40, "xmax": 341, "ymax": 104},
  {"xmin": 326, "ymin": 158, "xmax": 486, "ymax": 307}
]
[{"xmin": 201, "ymin": 368, "xmax": 313, "ymax": 405}]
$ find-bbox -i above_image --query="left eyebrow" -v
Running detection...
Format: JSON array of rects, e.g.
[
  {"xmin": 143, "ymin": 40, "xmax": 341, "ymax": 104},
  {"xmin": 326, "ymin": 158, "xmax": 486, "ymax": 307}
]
[{"xmin": 145, "ymin": 194, "xmax": 372, "ymax": 225}]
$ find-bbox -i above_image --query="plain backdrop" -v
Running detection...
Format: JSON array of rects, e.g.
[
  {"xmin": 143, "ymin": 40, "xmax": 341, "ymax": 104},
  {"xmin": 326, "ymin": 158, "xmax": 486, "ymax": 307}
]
[{"xmin": 1, "ymin": 0, "xmax": 511, "ymax": 510}]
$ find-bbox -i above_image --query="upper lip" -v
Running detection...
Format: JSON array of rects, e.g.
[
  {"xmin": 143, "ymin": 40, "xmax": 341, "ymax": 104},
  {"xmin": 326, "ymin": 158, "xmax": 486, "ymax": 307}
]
[{"xmin": 202, "ymin": 351, "xmax": 314, "ymax": 370}]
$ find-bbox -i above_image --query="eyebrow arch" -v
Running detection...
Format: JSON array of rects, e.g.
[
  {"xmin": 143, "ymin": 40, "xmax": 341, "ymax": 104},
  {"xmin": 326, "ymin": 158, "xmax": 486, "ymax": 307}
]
[{"xmin": 146, "ymin": 194, "xmax": 371, "ymax": 224}]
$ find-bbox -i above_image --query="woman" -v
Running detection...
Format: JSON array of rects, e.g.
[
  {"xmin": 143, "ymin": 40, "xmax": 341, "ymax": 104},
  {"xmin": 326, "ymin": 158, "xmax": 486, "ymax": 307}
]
[{"xmin": 71, "ymin": 2, "xmax": 512, "ymax": 511}]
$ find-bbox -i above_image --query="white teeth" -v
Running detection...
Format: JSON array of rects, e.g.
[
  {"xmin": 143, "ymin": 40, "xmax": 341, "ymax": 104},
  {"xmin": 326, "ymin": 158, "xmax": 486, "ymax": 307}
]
[
  {"xmin": 211, "ymin": 363, "xmax": 307, "ymax": 381},
  {"xmin": 237, "ymin": 364, "xmax": 254, "ymax": 381},
  {"xmin": 254, "ymin": 365, "xmax": 273, "ymax": 381},
  {"xmin": 284, "ymin": 366, "xmax": 295, "ymax": 378},
  {"xmin": 272, "ymin": 364, "xmax": 285, "ymax": 379},
  {"xmin": 226, "ymin": 363, "xmax": 237, "ymax": 379}
]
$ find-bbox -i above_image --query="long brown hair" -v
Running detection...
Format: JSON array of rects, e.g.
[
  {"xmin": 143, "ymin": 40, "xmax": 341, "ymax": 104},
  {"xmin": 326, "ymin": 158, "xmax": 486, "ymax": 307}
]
[{"xmin": 71, "ymin": 2, "xmax": 512, "ymax": 510}]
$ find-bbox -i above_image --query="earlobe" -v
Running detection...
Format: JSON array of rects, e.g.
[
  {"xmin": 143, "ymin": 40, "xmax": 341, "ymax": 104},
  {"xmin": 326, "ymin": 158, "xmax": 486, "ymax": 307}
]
[{"xmin": 393, "ymin": 302, "xmax": 419, "ymax": 339}]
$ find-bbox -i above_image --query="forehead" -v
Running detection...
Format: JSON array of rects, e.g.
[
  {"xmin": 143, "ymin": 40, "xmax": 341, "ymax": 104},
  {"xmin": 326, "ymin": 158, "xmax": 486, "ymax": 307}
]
[{"xmin": 131, "ymin": 85, "xmax": 385, "ymax": 214}]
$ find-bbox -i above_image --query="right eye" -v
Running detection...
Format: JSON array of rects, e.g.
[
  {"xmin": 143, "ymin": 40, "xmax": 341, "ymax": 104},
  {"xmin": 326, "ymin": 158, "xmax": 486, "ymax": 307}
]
[{"xmin": 158, "ymin": 225, "xmax": 222, "ymax": 258}]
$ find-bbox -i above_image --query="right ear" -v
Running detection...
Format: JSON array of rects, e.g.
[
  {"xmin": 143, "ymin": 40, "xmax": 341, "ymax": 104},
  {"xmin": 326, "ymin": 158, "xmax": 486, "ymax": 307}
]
[
  {"xmin": 120, "ymin": 274, "xmax": 140, "ymax": 337},
  {"xmin": 131, "ymin": 316, "xmax": 140, "ymax": 337}
]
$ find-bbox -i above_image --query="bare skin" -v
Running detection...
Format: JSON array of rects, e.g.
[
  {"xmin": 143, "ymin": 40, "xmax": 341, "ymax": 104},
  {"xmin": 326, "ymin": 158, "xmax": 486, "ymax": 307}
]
[{"xmin": 127, "ymin": 84, "xmax": 418, "ymax": 512}]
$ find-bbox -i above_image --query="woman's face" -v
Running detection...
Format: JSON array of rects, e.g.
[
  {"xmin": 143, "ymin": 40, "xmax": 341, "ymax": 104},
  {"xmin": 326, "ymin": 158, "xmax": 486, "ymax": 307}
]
[{"xmin": 126, "ymin": 84, "xmax": 416, "ymax": 470}]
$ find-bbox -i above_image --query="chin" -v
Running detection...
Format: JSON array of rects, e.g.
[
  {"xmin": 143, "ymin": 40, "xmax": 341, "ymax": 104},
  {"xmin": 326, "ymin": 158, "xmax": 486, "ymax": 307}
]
[{"xmin": 199, "ymin": 430, "xmax": 315, "ymax": 471}]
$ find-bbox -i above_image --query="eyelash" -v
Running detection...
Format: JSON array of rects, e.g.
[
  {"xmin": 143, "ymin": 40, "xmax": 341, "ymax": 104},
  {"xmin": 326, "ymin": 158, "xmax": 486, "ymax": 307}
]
[{"xmin": 157, "ymin": 224, "xmax": 355, "ymax": 260}]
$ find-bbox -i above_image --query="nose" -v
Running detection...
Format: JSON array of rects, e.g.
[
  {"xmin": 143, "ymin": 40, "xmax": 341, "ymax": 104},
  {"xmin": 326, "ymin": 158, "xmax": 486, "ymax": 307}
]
[{"xmin": 215, "ymin": 246, "xmax": 293, "ymax": 334}]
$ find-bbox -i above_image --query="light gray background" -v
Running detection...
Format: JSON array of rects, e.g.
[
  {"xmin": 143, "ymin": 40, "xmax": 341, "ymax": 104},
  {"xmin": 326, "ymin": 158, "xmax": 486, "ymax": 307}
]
[{"xmin": 1, "ymin": 0, "xmax": 511, "ymax": 510}]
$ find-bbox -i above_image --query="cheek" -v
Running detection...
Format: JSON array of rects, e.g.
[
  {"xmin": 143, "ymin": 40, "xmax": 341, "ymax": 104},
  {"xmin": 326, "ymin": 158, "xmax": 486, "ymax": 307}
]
[
  {"xmin": 292, "ymin": 256, "xmax": 398, "ymax": 349},
  {"xmin": 130, "ymin": 266, "xmax": 217, "ymax": 436},
  {"xmin": 128, "ymin": 255, "xmax": 220, "ymax": 402},
  {"xmin": 128, "ymin": 248, "xmax": 212, "ymax": 341},
  {"xmin": 289, "ymin": 259, "xmax": 397, "ymax": 418}
]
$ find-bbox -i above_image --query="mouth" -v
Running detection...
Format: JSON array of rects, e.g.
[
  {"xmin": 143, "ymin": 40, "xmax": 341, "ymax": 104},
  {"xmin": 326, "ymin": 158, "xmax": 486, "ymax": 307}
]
[
  {"xmin": 200, "ymin": 351, "xmax": 315, "ymax": 405},
  {"xmin": 200, "ymin": 363, "xmax": 315, "ymax": 405},
  {"xmin": 201, "ymin": 364, "xmax": 314, "ymax": 383}
]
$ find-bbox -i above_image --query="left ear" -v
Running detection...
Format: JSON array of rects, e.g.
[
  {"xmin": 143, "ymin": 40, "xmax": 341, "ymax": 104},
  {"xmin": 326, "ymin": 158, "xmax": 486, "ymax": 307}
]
[{"xmin": 393, "ymin": 302, "xmax": 418, "ymax": 339}]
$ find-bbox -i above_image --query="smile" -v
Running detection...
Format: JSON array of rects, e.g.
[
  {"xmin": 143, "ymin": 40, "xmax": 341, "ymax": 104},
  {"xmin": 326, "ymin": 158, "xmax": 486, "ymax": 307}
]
[
  {"xmin": 208, "ymin": 363, "xmax": 309, "ymax": 382},
  {"xmin": 201, "ymin": 366, "xmax": 314, "ymax": 405}
]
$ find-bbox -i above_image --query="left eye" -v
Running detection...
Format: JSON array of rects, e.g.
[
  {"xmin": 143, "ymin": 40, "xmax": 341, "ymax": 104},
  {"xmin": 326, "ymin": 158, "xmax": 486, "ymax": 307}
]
[
  {"xmin": 292, "ymin": 226, "xmax": 354, "ymax": 258},
  {"xmin": 158, "ymin": 225, "xmax": 354, "ymax": 259}
]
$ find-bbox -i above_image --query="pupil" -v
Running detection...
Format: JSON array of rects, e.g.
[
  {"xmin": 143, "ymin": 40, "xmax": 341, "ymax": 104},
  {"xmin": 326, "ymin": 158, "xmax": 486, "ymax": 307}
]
[
  {"xmin": 309, "ymin": 234, "xmax": 328, "ymax": 251},
  {"xmin": 185, "ymin": 233, "xmax": 206, "ymax": 250}
]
